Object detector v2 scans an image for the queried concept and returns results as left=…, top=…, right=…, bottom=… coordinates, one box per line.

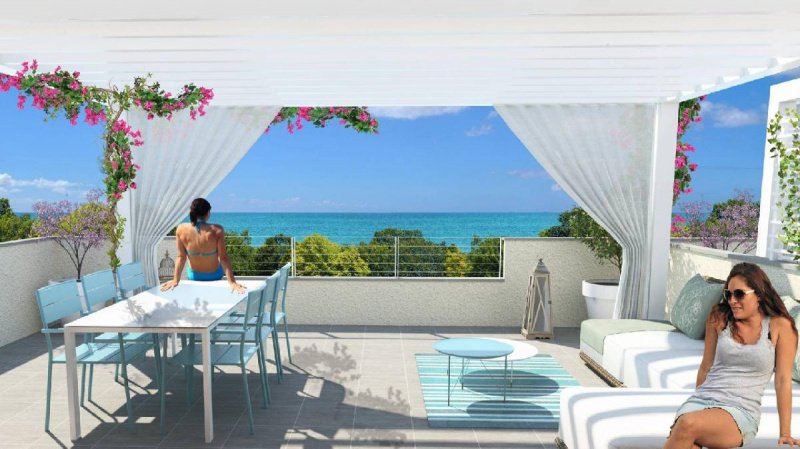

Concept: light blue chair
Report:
left=216, top=271, right=284, bottom=381
left=36, top=280, right=152, bottom=431
left=170, top=282, right=269, bottom=434
left=117, top=261, right=148, bottom=298
left=273, top=263, right=293, bottom=364
left=81, top=269, right=160, bottom=394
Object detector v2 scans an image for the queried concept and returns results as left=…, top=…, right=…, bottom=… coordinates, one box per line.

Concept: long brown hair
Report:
left=715, top=262, right=797, bottom=342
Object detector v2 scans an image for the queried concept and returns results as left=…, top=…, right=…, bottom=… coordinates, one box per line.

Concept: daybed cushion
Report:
left=669, top=274, right=724, bottom=339
left=601, top=330, right=703, bottom=386
left=782, top=295, right=800, bottom=382
left=558, top=387, right=800, bottom=449
left=580, top=318, right=675, bottom=355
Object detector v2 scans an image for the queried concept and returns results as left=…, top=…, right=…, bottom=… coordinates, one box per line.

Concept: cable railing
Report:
left=222, top=235, right=504, bottom=278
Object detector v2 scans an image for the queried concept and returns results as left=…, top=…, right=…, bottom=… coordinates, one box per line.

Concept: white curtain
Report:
left=127, top=105, right=282, bottom=286
left=495, top=104, right=656, bottom=319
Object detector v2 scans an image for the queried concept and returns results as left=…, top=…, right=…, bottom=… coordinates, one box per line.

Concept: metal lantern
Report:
left=522, top=258, right=553, bottom=339
left=158, top=250, right=175, bottom=282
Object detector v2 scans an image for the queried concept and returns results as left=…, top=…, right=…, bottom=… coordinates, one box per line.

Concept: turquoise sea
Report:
left=183, top=212, right=559, bottom=247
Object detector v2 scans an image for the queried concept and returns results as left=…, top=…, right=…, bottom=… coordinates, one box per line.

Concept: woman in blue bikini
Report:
left=160, top=198, right=246, bottom=293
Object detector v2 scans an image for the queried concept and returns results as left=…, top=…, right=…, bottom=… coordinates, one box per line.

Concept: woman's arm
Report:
left=774, top=317, right=799, bottom=445
left=161, top=228, right=187, bottom=291
left=696, top=306, right=721, bottom=387
left=215, top=225, right=246, bottom=293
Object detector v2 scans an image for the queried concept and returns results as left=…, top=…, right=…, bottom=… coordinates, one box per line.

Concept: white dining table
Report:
left=64, top=279, right=264, bottom=443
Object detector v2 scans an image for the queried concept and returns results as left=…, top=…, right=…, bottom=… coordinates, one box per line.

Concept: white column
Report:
left=757, top=79, right=800, bottom=259
left=645, top=101, right=679, bottom=320
left=116, top=189, right=135, bottom=265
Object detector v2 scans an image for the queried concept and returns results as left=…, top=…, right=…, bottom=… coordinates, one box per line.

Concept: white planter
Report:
left=582, top=279, right=619, bottom=319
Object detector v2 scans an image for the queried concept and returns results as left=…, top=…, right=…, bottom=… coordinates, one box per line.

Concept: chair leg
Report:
left=241, top=365, right=254, bottom=435
left=256, top=346, right=270, bottom=408
left=271, top=331, right=283, bottom=382
left=115, top=363, right=119, bottom=383
left=153, top=335, right=163, bottom=389
left=88, top=365, right=94, bottom=402
left=153, top=335, right=166, bottom=435
left=45, top=362, right=53, bottom=432
left=120, top=362, right=135, bottom=430
left=186, top=335, right=195, bottom=406
left=80, top=364, right=86, bottom=406
left=283, top=320, right=292, bottom=364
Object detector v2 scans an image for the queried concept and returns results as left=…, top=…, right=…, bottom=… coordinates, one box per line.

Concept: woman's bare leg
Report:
left=664, top=408, right=743, bottom=449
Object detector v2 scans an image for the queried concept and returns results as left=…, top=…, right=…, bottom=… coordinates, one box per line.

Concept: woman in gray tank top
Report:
left=664, top=263, right=798, bottom=448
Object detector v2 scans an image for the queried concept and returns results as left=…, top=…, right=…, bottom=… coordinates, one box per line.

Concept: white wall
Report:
left=667, top=242, right=800, bottom=317
left=0, top=238, right=110, bottom=347
left=156, top=236, right=618, bottom=326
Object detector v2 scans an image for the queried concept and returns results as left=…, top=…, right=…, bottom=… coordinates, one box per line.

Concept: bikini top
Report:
left=186, top=220, right=218, bottom=257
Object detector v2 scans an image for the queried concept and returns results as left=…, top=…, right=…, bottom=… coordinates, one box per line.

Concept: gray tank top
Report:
left=690, top=316, right=774, bottom=424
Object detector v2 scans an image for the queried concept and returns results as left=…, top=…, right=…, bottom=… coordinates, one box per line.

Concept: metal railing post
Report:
left=498, top=237, right=503, bottom=278
left=291, top=237, right=296, bottom=276
left=394, top=236, right=399, bottom=278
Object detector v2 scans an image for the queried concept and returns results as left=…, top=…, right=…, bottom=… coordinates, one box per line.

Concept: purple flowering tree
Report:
left=679, top=191, right=760, bottom=253
left=32, top=190, right=113, bottom=280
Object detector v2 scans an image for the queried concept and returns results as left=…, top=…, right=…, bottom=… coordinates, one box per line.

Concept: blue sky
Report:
left=1, top=68, right=799, bottom=213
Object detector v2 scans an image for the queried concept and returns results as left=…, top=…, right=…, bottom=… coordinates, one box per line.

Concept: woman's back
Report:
left=177, top=222, right=220, bottom=272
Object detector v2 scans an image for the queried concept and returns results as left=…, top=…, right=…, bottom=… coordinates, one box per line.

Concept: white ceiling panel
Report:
left=1, top=0, right=799, bottom=105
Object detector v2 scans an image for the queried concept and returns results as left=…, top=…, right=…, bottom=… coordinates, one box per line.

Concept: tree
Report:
left=444, top=247, right=471, bottom=277
left=32, top=191, right=112, bottom=280
left=468, top=237, right=503, bottom=277
left=679, top=191, right=759, bottom=253
left=252, top=234, right=292, bottom=276
left=541, top=206, right=622, bottom=272
left=296, top=234, right=370, bottom=276
left=224, top=230, right=255, bottom=276
left=539, top=208, right=585, bottom=237
left=0, top=198, right=33, bottom=242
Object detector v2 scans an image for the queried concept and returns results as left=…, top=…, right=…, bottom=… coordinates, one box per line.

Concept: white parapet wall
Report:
left=668, top=242, right=800, bottom=317
left=0, top=238, right=110, bottom=347
left=157, top=236, right=618, bottom=327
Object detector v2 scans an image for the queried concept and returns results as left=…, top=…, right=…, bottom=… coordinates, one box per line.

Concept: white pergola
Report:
left=2, top=0, right=800, bottom=320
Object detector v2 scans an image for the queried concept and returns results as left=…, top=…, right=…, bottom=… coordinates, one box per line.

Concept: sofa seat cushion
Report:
left=782, top=296, right=800, bottom=382
left=599, top=330, right=703, bottom=383
left=558, top=387, right=800, bottom=449
left=580, top=319, right=676, bottom=356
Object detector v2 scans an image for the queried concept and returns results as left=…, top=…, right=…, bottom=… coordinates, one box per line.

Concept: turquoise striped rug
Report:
left=415, top=353, right=579, bottom=429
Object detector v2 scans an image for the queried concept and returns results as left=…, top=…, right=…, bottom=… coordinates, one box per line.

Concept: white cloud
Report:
left=487, top=110, right=499, bottom=119
left=507, top=169, right=548, bottom=180
left=0, top=172, right=79, bottom=194
left=369, top=107, right=468, bottom=120
left=465, top=123, right=493, bottom=137
left=551, top=184, right=562, bottom=192
left=702, top=101, right=763, bottom=128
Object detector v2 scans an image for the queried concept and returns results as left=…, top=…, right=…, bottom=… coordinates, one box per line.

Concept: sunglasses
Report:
left=723, top=288, right=755, bottom=301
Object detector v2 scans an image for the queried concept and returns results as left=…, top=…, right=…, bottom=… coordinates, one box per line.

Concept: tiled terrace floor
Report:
left=0, top=326, right=606, bottom=449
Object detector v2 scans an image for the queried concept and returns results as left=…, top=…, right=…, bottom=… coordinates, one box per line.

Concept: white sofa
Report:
left=557, top=320, right=800, bottom=448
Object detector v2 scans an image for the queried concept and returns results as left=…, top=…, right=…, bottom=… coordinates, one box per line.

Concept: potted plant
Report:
left=33, top=190, right=113, bottom=313
left=540, top=207, right=622, bottom=319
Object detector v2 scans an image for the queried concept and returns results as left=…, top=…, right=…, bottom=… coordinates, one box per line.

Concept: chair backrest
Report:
left=259, top=272, right=281, bottom=329
left=240, top=282, right=268, bottom=332
left=278, top=263, right=291, bottom=311
left=36, top=280, right=82, bottom=327
left=117, top=262, right=147, bottom=297
left=81, top=269, right=118, bottom=311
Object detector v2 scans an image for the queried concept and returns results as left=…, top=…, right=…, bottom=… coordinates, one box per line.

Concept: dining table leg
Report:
left=65, top=329, right=81, bottom=441
left=201, top=330, right=214, bottom=443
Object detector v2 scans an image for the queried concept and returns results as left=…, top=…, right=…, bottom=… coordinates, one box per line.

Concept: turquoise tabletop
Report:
left=434, top=338, right=513, bottom=359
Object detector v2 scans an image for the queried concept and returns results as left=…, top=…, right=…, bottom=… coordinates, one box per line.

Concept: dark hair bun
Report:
left=189, top=198, right=211, bottom=225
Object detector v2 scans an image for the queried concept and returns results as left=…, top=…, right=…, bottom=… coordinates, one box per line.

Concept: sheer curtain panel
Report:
left=126, top=105, right=281, bottom=286
left=495, top=104, right=657, bottom=319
